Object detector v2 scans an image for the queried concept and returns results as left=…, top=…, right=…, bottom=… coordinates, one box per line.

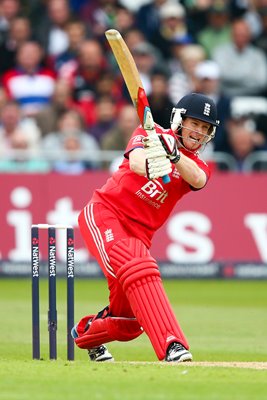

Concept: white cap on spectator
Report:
left=195, top=60, right=220, bottom=80
left=132, top=42, right=156, bottom=55
left=159, top=2, right=185, bottom=19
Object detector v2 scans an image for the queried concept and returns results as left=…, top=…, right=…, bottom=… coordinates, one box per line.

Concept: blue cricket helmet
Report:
left=175, top=93, right=219, bottom=126
left=170, top=93, right=220, bottom=144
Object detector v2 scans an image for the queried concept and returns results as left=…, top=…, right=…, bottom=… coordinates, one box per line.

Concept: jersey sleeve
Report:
left=189, top=152, right=211, bottom=191
left=124, top=123, right=168, bottom=159
left=124, top=125, right=147, bottom=159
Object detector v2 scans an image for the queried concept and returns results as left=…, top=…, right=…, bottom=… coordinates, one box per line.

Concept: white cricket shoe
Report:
left=88, top=345, right=114, bottom=362
left=71, top=323, right=114, bottom=362
left=165, top=342, right=193, bottom=362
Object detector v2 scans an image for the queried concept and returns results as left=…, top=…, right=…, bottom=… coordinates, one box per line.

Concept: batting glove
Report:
left=145, top=156, right=172, bottom=180
left=142, top=133, right=167, bottom=159
left=159, top=133, right=180, bottom=164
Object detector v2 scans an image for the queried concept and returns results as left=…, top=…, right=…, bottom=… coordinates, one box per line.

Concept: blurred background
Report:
left=1, top=0, right=267, bottom=279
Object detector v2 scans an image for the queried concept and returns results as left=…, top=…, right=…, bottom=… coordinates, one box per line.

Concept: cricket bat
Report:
left=105, top=29, right=170, bottom=184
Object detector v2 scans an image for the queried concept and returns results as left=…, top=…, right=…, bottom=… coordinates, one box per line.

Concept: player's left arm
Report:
left=173, top=153, right=207, bottom=189
left=158, top=132, right=208, bottom=189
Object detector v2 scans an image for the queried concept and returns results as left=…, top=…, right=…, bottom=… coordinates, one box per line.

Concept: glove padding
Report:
left=142, top=133, right=172, bottom=180
left=158, top=133, right=180, bottom=164
left=142, top=133, right=167, bottom=159
left=146, top=156, right=172, bottom=180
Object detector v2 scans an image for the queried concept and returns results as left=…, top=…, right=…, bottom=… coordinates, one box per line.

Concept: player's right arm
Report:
left=129, top=147, right=146, bottom=176
left=126, top=126, right=172, bottom=180
left=129, top=138, right=172, bottom=180
left=173, top=153, right=207, bottom=189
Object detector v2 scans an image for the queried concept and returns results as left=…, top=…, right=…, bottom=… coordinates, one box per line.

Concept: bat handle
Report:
left=162, top=175, right=171, bottom=184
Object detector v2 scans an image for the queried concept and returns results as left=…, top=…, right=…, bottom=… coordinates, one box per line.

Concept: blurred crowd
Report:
left=0, top=0, right=267, bottom=173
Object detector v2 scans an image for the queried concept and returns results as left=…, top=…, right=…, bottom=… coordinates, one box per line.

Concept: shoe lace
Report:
left=88, top=345, right=106, bottom=357
left=168, top=342, right=185, bottom=355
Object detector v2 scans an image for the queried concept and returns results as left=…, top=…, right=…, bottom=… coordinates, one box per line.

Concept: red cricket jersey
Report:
left=91, top=124, right=211, bottom=248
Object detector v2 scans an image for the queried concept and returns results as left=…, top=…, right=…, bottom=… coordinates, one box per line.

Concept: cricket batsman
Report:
left=71, top=93, right=219, bottom=362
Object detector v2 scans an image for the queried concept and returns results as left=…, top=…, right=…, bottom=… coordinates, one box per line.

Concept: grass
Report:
left=0, top=279, right=266, bottom=399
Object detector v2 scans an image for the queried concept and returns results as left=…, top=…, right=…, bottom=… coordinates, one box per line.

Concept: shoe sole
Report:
left=176, top=353, right=193, bottom=362
left=166, top=351, right=193, bottom=363
left=95, top=357, right=114, bottom=362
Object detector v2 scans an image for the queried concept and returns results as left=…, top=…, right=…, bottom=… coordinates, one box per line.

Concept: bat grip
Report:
left=162, top=175, right=171, bottom=184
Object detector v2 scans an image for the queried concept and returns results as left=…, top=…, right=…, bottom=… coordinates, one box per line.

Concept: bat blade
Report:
left=105, top=29, right=142, bottom=106
left=105, top=29, right=170, bottom=184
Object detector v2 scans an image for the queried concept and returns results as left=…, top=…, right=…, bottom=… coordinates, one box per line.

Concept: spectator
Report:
left=113, top=5, right=136, bottom=36
left=148, top=70, right=173, bottom=128
left=95, top=71, right=126, bottom=109
left=54, top=19, right=87, bottom=73
left=0, top=87, right=8, bottom=111
left=0, top=16, right=32, bottom=75
left=120, top=29, right=167, bottom=102
left=131, top=42, right=160, bottom=96
left=52, top=132, right=96, bottom=174
left=69, top=0, right=88, bottom=14
left=0, top=0, right=21, bottom=44
left=26, top=0, right=48, bottom=32
left=239, top=1, right=263, bottom=39
left=0, top=129, right=50, bottom=173
left=255, top=112, right=267, bottom=143
left=168, top=34, right=194, bottom=75
left=100, top=104, right=139, bottom=169
left=2, top=41, right=57, bottom=116
left=34, top=0, right=71, bottom=59
left=107, top=28, right=145, bottom=77
left=150, top=1, right=188, bottom=59
left=254, top=6, right=267, bottom=59
left=197, top=3, right=232, bottom=58
left=226, top=116, right=267, bottom=171
left=135, top=0, right=169, bottom=41
left=168, top=44, right=206, bottom=105
left=42, top=109, right=100, bottom=169
left=181, top=0, right=213, bottom=38
left=90, top=95, right=118, bottom=144
left=77, top=0, right=120, bottom=38
left=194, top=60, right=231, bottom=153
left=212, top=18, right=267, bottom=97
left=34, top=78, right=96, bottom=136
left=63, top=39, right=109, bottom=103
left=228, top=0, right=249, bottom=19
left=123, top=27, right=146, bottom=53
left=0, top=100, right=41, bottom=155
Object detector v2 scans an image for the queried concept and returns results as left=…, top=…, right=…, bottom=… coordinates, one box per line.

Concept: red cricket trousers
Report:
left=78, top=202, right=136, bottom=318
left=77, top=201, right=189, bottom=359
